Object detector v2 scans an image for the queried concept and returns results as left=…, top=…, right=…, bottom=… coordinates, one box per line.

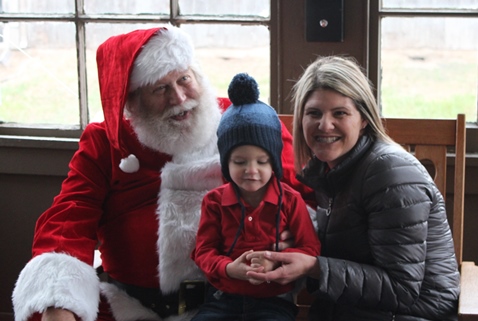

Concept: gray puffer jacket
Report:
left=299, top=135, right=459, bottom=321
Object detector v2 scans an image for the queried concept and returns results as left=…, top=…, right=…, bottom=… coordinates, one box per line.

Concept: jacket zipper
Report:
left=319, top=196, right=333, bottom=251
left=325, top=197, right=333, bottom=216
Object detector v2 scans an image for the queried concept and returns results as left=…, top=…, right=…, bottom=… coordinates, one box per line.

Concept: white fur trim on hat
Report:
left=129, top=26, right=195, bottom=91
left=12, top=252, right=100, bottom=321
left=119, top=154, right=140, bottom=173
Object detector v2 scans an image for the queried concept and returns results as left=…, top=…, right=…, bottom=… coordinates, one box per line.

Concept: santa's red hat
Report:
left=96, top=26, right=195, bottom=173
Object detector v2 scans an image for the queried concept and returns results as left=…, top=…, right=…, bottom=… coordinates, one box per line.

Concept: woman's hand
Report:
left=276, top=230, right=294, bottom=251
left=246, top=251, right=318, bottom=285
left=42, top=307, right=77, bottom=321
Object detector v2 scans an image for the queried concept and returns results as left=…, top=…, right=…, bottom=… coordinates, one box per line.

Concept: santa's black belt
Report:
left=109, top=278, right=206, bottom=319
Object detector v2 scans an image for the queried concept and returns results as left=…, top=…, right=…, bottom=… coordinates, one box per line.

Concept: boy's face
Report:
left=228, top=145, right=273, bottom=196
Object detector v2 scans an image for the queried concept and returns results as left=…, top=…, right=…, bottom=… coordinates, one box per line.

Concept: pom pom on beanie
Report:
left=227, top=73, right=260, bottom=106
left=217, top=73, right=283, bottom=182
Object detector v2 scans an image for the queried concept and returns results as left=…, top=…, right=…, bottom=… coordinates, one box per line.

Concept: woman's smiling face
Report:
left=302, top=88, right=367, bottom=169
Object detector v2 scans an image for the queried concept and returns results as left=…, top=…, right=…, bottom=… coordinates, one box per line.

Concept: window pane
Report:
left=183, top=24, right=270, bottom=103
left=179, top=0, right=270, bottom=17
left=382, top=0, right=478, bottom=10
left=0, top=22, right=79, bottom=125
left=86, top=23, right=161, bottom=122
left=1, top=0, right=74, bottom=14
left=87, top=24, right=270, bottom=123
left=84, top=0, right=169, bottom=15
left=380, top=17, right=478, bottom=121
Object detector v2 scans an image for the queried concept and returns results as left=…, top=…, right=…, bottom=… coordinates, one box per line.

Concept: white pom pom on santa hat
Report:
left=119, top=154, right=140, bottom=173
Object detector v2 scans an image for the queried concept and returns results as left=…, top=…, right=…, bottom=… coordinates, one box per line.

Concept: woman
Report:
left=246, top=56, right=459, bottom=321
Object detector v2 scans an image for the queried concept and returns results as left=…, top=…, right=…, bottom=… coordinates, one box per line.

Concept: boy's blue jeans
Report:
left=191, top=285, right=298, bottom=321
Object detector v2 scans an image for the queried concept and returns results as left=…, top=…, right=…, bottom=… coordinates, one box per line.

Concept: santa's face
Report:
left=126, top=68, right=221, bottom=156
left=132, top=68, right=201, bottom=118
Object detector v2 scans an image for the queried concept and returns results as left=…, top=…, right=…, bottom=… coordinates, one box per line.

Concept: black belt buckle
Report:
left=178, top=280, right=206, bottom=314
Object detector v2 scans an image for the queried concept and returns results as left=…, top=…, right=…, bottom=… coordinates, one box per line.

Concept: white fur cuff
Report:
left=12, top=252, right=100, bottom=321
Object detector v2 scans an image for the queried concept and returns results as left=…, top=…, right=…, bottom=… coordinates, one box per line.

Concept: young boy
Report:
left=191, top=73, right=321, bottom=321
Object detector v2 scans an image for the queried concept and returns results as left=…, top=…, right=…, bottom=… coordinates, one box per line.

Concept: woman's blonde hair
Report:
left=291, top=55, right=394, bottom=173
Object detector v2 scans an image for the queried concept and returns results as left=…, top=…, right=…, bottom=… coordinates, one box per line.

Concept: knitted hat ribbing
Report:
left=217, top=73, right=283, bottom=182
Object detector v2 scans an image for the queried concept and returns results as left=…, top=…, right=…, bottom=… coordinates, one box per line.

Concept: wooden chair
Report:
left=278, top=114, right=478, bottom=321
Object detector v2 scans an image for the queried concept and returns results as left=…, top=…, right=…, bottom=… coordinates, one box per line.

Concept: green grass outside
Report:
left=0, top=48, right=476, bottom=125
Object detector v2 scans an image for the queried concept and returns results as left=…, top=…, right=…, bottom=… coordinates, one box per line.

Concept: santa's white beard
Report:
left=129, top=85, right=222, bottom=162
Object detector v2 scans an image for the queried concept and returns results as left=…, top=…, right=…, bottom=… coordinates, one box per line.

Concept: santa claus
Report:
left=12, top=25, right=311, bottom=321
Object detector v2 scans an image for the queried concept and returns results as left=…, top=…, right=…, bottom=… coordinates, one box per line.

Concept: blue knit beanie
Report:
left=217, top=73, right=283, bottom=182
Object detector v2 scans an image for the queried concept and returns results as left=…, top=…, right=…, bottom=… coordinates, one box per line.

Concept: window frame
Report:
left=368, top=0, right=478, bottom=153
left=0, top=0, right=271, bottom=139
left=0, top=0, right=477, bottom=153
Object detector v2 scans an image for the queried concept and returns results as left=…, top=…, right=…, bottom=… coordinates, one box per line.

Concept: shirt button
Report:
left=248, top=216, right=253, bottom=221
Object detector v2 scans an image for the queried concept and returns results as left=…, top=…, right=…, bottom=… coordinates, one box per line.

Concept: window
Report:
left=371, top=0, right=478, bottom=123
left=0, top=0, right=270, bottom=137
